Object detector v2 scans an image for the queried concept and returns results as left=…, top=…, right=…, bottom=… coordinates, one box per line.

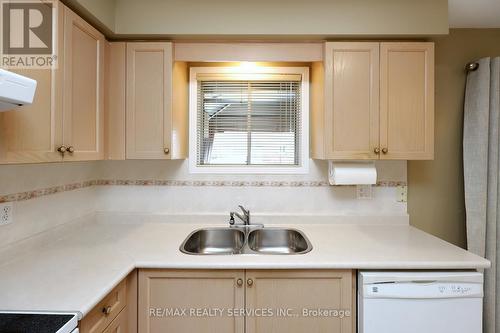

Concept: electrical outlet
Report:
left=397, top=185, right=408, bottom=203
left=356, top=185, right=373, bottom=200
left=0, top=202, right=13, bottom=226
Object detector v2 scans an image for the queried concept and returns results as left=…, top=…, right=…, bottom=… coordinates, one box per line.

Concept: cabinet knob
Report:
left=382, top=148, right=388, bottom=154
left=247, top=278, right=253, bottom=287
left=164, top=148, right=170, bottom=154
left=236, top=278, right=243, bottom=287
left=66, top=146, right=75, bottom=153
left=57, top=145, right=67, bottom=155
left=102, top=306, right=112, bottom=315
left=373, top=147, right=380, bottom=154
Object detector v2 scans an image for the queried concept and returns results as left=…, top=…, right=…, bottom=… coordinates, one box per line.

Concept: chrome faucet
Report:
left=229, top=205, right=251, bottom=226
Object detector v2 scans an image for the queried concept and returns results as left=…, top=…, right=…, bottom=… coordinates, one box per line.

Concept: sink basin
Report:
left=247, top=228, right=312, bottom=254
left=180, top=227, right=312, bottom=255
left=180, top=228, right=245, bottom=255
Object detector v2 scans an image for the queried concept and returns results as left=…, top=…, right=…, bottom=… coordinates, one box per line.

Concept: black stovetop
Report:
left=0, top=313, right=75, bottom=333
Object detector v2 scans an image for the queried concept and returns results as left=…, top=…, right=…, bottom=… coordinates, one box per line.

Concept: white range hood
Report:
left=0, top=69, right=37, bottom=112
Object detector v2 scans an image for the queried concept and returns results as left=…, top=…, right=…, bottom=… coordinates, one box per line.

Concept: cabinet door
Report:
left=324, top=42, right=380, bottom=159
left=126, top=43, right=173, bottom=159
left=138, top=269, right=245, bottom=333
left=80, top=279, right=127, bottom=333
left=62, top=6, right=105, bottom=161
left=246, top=270, right=355, bottom=333
left=380, top=42, right=434, bottom=160
left=0, top=9, right=64, bottom=164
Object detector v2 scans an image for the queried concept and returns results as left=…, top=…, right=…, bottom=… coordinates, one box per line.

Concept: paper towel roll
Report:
left=328, top=161, right=377, bottom=185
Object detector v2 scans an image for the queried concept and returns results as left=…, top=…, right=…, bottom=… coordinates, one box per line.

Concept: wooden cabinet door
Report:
left=245, top=270, right=355, bottom=333
left=138, top=269, right=245, bottom=333
left=62, top=6, right=105, bottom=161
left=380, top=42, right=434, bottom=160
left=0, top=9, right=64, bottom=164
left=126, top=43, right=173, bottom=159
left=324, top=42, right=380, bottom=159
left=0, top=68, right=63, bottom=163
left=80, top=279, right=127, bottom=333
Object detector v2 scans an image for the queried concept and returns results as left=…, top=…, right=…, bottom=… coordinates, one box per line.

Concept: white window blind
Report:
left=196, top=79, right=302, bottom=166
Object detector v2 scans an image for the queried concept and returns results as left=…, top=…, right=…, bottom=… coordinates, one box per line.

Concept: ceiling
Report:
left=449, top=0, right=500, bottom=28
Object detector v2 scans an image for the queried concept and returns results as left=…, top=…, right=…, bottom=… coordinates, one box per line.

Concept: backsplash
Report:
left=0, top=159, right=407, bottom=248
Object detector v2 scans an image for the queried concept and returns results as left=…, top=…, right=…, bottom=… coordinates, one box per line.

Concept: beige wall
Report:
left=409, top=29, right=500, bottom=248
left=62, top=0, right=116, bottom=35
left=75, top=0, right=116, bottom=29
left=70, top=0, right=448, bottom=37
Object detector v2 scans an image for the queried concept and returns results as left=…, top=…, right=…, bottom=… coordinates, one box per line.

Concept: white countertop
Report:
left=0, top=213, right=490, bottom=319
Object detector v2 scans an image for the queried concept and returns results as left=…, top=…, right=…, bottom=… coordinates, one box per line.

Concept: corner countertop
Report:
left=0, top=213, right=490, bottom=319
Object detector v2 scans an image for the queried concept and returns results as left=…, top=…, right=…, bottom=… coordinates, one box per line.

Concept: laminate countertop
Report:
left=0, top=213, right=490, bottom=319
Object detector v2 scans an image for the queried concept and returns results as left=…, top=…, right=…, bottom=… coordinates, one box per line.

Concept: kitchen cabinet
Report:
left=138, top=269, right=355, bottom=333
left=80, top=270, right=137, bottom=333
left=380, top=42, right=434, bottom=160
left=61, top=6, right=105, bottom=161
left=0, top=67, right=63, bottom=163
left=312, top=42, right=434, bottom=160
left=103, top=308, right=128, bottom=333
left=0, top=4, right=105, bottom=163
left=138, top=269, right=245, bottom=333
left=312, top=43, right=380, bottom=160
left=125, top=43, right=188, bottom=159
left=246, top=270, right=355, bottom=333
left=80, top=279, right=127, bottom=333
left=0, top=6, right=64, bottom=164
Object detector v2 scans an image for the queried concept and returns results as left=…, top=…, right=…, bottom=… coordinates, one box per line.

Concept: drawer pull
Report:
left=102, top=306, right=112, bottom=315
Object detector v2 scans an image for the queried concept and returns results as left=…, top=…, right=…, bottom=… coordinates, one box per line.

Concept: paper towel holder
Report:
left=328, top=161, right=378, bottom=185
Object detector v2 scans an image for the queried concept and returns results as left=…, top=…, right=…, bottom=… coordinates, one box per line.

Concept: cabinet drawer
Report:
left=80, top=280, right=127, bottom=333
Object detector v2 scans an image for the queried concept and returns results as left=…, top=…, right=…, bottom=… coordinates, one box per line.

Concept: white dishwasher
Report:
left=358, top=271, right=483, bottom=333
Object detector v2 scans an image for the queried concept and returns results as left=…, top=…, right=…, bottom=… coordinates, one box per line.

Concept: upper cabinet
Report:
left=125, top=42, right=188, bottom=160
left=312, top=42, right=434, bottom=160
left=0, top=7, right=64, bottom=164
left=380, top=43, right=434, bottom=160
left=0, top=4, right=105, bottom=164
left=62, top=6, right=105, bottom=161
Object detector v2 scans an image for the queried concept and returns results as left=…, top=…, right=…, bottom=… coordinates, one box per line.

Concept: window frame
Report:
left=189, top=66, right=309, bottom=174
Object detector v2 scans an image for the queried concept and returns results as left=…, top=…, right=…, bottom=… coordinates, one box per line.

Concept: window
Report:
left=189, top=67, right=309, bottom=174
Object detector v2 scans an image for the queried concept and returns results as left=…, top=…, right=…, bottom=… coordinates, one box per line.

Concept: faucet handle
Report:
left=229, top=212, right=235, bottom=225
left=238, top=205, right=249, bottom=215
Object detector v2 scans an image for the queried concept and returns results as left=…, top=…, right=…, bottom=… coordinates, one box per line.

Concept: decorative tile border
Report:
left=0, top=179, right=407, bottom=203
left=0, top=180, right=97, bottom=203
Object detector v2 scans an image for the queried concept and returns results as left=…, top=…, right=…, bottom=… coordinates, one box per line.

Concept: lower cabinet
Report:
left=103, top=308, right=128, bottom=333
left=80, top=279, right=127, bottom=333
left=138, top=269, right=355, bottom=333
left=138, top=270, right=245, bottom=333
left=245, top=270, right=355, bottom=333
left=80, top=270, right=137, bottom=333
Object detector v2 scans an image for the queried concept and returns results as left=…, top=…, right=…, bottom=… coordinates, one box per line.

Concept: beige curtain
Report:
left=464, top=57, right=500, bottom=333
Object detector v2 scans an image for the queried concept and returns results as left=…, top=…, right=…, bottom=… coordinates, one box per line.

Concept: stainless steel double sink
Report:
left=180, top=227, right=313, bottom=255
